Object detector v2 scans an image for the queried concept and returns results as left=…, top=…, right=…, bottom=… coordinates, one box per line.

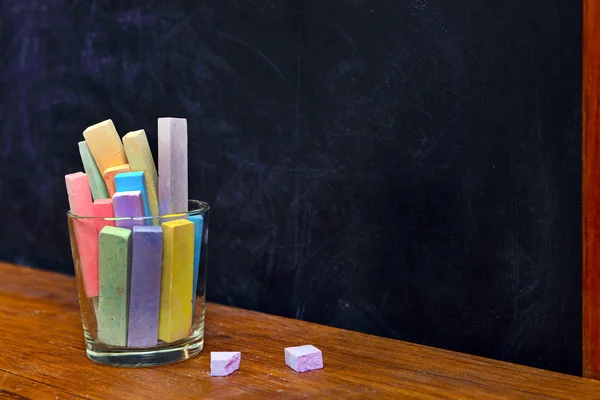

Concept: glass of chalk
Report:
left=67, top=199, right=209, bottom=367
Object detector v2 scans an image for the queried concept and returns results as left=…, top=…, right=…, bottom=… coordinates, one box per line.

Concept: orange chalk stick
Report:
left=103, top=164, right=131, bottom=197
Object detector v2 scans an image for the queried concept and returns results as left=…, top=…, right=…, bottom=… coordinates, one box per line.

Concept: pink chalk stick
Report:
left=65, top=172, right=98, bottom=297
left=284, top=345, right=323, bottom=373
left=112, top=190, right=145, bottom=230
left=210, top=352, right=241, bottom=377
left=93, top=198, right=116, bottom=234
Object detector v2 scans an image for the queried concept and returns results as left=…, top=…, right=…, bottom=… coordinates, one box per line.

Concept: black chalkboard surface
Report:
left=0, top=1, right=581, bottom=374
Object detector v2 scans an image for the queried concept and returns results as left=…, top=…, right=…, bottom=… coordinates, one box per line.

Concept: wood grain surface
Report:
left=583, top=0, right=600, bottom=381
left=0, top=262, right=599, bottom=399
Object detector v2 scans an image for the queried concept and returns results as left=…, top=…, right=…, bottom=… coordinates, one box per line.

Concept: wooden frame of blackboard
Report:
left=583, top=0, right=600, bottom=380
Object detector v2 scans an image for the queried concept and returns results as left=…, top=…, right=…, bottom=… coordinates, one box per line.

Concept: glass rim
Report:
left=67, top=199, right=209, bottom=221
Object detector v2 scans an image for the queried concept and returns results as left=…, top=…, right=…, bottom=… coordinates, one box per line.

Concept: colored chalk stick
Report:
left=123, top=130, right=159, bottom=218
left=211, top=352, right=241, bottom=377
left=284, top=345, right=323, bottom=373
left=93, top=198, right=116, bottom=234
left=97, top=226, right=131, bottom=346
left=78, top=141, right=109, bottom=201
left=103, top=164, right=131, bottom=197
left=65, top=172, right=98, bottom=297
left=112, top=190, right=145, bottom=230
left=158, top=118, right=188, bottom=215
left=128, top=226, right=163, bottom=348
left=83, top=119, right=128, bottom=174
left=159, top=219, right=195, bottom=343
left=114, top=171, right=151, bottom=221
left=189, top=214, right=204, bottom=312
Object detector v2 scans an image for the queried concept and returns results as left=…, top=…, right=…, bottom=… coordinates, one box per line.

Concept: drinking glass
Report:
left=67, top=200, right=209, bottom=367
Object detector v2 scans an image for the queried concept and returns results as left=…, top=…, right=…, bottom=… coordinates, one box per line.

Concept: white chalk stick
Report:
left=158, top=117, right=188, bottom=215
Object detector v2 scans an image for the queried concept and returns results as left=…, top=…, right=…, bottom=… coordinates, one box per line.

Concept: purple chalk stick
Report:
left=127, top=225, right=163, bottom=348
left=113, top=190, right=145, bottom=230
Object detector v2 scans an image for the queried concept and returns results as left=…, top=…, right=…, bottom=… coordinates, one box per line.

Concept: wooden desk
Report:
left=0, top=263, right=598, bottom=399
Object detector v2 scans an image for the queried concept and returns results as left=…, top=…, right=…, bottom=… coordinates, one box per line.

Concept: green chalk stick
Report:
left=78, top=141, right=109, bottom=201
left=98, top=226, right=131, bottom=346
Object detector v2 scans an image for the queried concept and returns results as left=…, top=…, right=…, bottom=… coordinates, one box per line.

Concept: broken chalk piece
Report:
left=83, top=119, right=128, bottom=174
left=284, top=345, right=323, bottom=373
left=78, top=141, right=109, bottom=200
left=93, top=198, right=116, bottom=234
left=114, top=171, right=151, bottom=221
left=97, top=226, right=131, bottom=346
left=113, top=190, right=145, bottom=230
left=158, top=117, right=188, bottom=215
left=128, top=226, right=163, bottom=348
left=211, top=352, right=241, bottom=377
left=123, top=129, right=159, bottom=218
left=65, top=172, right=98, bottom=297
left=158, top=219, right=194, bottom=343
left=103, top=164, right=131, bottom=197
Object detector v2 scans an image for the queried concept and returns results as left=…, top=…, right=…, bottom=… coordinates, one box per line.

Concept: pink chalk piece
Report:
left=284, top=345, right=323, bottom=373
left=65, top=172, right=98, bottom=297
left=210, top=352, right=241, bottom=377
left=93, top=198, right=116, bottom=234
left=112, top=190, right=145, bottom=230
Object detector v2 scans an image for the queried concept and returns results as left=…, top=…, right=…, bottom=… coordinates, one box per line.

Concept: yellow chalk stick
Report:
left=103, top=164, right=131, bottom=197
left=159, top=219, right=194, bottom=343
left=83, top=119, right=128, bottom=173
left=123, top=130, right=159, bottom=218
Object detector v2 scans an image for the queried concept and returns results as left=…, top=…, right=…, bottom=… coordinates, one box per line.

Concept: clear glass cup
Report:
left=67, top=200, right=209, bottom=367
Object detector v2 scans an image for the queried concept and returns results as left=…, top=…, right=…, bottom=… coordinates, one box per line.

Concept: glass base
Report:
left=85, top=333, right=204, bottom=367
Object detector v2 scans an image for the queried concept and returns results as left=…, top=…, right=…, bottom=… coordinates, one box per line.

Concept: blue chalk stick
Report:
left=189, top=214, right=204, bottom=312
left=114, top=171, right=151, bottom=222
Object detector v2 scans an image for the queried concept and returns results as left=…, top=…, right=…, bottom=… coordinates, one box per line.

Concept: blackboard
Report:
left=0, top=1, right=581, bottom=374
